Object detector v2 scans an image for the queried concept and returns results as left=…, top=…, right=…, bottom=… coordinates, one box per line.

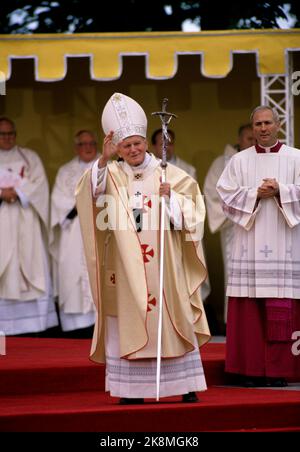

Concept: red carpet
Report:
left=1, top=338, right=300, bottom=432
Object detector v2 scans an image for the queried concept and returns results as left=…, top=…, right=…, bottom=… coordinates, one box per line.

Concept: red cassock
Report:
left=226, top=297, right=300, bottom=379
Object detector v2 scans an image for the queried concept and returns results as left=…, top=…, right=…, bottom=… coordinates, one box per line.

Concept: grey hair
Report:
left=250, top=106, right=280, bottom=123
left=74, top=129, right=97, bottom=145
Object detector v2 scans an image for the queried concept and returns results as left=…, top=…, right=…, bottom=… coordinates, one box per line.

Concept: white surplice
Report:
left=50, top=157, right=96, bottom=332
left=217, top=144, right=300, bottom=298
left=204, top=144, right=237, bottom=320
left=0, top=146, right=58, bottom=335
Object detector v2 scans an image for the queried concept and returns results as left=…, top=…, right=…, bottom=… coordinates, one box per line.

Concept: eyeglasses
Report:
left=0, top=131, right=16, bottom=137
left=77, top=141, right=96, bottom=147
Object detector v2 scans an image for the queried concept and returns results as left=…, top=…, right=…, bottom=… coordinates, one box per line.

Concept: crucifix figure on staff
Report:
left=76, top=92, right=211, bottom=405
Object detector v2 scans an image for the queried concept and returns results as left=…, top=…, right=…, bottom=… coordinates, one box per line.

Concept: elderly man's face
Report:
left=0, top=121, right=16, bottom=151
left=252, top=109, right=280, bottom=148
left=76, top=132, right=98, bottom=163
left=117, top=135, right=148, bottom=167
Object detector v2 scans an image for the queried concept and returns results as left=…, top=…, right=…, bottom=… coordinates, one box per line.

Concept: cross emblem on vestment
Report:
left=135, top=191, right=142, bottom=197
left=113, top=94, right=122, bottom=102
left=134, top=173, right=142, bottom=180
left=147, top=294, right=157, bottom=312
left=141, top=244, right=154, bottom=263
left=260, top=245, right=273, bottom=258
left=142, top=195, right=152, bottom=212
left=241, top=245, right=247, bottom=258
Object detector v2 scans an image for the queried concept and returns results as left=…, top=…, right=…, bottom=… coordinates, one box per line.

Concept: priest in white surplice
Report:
left=0, top=117, right=58, bottom=335
left=204, top=124, right=254, bottom=322
left=76, top=93, right=210, bottom=404
left=217, top=106, right=300, bottom=387
left=50, top=130, right=98, bottom=335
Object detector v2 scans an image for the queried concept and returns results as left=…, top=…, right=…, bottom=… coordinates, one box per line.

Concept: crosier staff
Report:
left=152, top=98, right=177, bottom=401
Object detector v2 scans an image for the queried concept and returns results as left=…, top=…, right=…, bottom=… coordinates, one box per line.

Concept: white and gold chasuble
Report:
left=76, top=154, right=210, bottom=398
left=121, top=157, right=178, bottom=358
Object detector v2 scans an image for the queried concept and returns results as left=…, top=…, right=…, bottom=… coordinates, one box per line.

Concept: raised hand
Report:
left=98, top=131, right=118, bottom=168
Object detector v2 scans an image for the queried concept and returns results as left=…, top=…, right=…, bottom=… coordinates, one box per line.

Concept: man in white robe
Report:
left=152, top=128, right=211, bottom=302
left=217, top=106, right=300, bottom=386
left=0, top=116, right=58, bottom=335
left=50, top=130, right=98, bottom=336
left=204, top=125, right=254, bottom=322
left=76, top=93, right=210, bottom=404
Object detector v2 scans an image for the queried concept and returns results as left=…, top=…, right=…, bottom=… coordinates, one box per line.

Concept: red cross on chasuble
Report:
left=147, top=294, right=157, bottom=312
left=141, top=244, right=155, bottom=263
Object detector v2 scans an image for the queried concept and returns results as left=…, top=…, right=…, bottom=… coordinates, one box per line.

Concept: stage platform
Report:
left=1, top=338, right=300, bottom=432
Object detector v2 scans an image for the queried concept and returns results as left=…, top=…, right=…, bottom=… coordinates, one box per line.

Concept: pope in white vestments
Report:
left=76, top=93, right=210, bottom=404
left=0, top=117, right=58, bottom=335
left=50, top=130, right=98, bottom=333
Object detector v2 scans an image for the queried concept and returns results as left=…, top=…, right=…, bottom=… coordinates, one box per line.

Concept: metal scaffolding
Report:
left=260, top=53, right=294, bottom=146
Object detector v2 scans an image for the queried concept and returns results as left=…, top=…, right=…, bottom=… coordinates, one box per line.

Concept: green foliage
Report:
left=0, top=0, right=299, bottom=33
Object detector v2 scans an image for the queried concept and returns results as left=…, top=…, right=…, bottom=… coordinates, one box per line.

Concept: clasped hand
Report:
left=257, top=178, right=279, bottom=199
left=0, top=187, right=18, bottom=203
